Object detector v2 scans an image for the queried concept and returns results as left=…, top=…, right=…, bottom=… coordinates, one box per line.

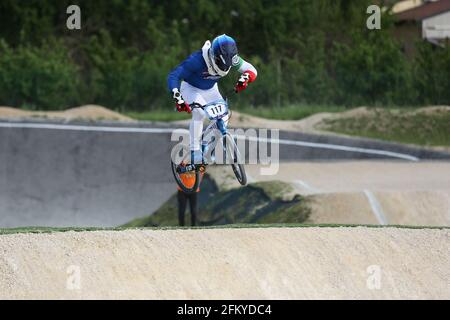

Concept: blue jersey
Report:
left=167, top=50, right=222, bottom=92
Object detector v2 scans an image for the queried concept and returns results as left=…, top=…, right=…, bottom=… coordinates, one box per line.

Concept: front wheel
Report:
left=223, top=133, right=247, bottom=186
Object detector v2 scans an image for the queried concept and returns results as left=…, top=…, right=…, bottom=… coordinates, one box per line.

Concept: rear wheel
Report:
left=223, top=133, right=247, bottom=186
left=171, top=144, right=201, bottom=194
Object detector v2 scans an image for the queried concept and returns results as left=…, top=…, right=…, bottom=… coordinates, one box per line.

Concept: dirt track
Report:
left=244, top=161, right=450, bottom=226
left=0, top=105, right=133, bottom=122
left=0, top=227, right=449, bottom=299
left=246, top=161, right=450, bottom=194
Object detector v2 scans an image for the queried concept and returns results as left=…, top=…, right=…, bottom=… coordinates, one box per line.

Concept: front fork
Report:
left=178, top=118, right=228, bottom=174
left=201, top=117, right=227, bottom=162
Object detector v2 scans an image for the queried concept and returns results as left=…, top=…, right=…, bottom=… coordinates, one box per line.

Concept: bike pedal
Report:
left=177, top=163, right=196, bottom=174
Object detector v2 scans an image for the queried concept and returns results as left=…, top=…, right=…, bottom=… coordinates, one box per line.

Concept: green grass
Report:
left=322, top=108, right=450, bottom=147
left=0, top=227, right=110, bottom=235
left=0, top=224, right=448, bottom=235
left=121, top=180, right=312, bottom=227
left=237, top=105, right=348, bottom=120
left=124, top=110, right=190, bottom=122
left=124, top=105, right=347, bottom=122
left=118, top=105, right=450, bottom=148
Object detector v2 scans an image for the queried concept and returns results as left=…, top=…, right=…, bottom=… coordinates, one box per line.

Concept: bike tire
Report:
left=232, top=162, right=247, bottom=186
left=223, top=133, right=247, bottom=186
left=170, top=144, right=201, bottom=194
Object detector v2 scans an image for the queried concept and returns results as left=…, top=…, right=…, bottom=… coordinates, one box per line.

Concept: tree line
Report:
left=0, top=0, right=448, bottom=111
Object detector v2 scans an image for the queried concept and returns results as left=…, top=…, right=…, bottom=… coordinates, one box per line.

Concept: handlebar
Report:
left=173, top=102, right=205, bottom=113
left=189, top=102, right=204, bottom=109
left=174, top=99, right=229, bottom=112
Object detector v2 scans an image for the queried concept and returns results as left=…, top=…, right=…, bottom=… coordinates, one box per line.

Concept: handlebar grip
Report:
left=189, top=102, right=203, bottom=109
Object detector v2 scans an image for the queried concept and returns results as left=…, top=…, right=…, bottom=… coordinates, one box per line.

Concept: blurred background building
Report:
left=392, top=0, right=450, bottom=56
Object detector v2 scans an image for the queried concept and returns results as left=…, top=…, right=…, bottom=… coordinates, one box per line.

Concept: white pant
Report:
left=180, top=81, right=228, bottom=151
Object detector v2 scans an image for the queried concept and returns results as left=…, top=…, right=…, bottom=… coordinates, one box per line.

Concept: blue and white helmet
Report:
left=209, top=34, right=239, bottom=76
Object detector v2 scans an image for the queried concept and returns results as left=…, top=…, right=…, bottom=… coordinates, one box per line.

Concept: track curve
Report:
left=1, top=119, right=449, bottom=227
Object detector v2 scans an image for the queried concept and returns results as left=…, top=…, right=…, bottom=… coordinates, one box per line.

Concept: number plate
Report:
left=204, top=103, right=228, bottom=120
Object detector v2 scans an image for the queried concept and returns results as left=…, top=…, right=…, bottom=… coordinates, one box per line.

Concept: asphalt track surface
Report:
left=1, top=119, right=450, bottom=227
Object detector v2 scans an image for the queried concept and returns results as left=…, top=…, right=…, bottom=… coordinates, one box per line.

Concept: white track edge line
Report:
left=239, top=135, right=419, bottom=162
left=0, top=122, right=419, bottom=161
left=364, top=190, right=389, bottom=225
left=294, top=180, right=322, bottom=194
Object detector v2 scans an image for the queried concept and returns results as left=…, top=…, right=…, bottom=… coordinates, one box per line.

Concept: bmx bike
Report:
left=171, top=99, right=247, bottom=193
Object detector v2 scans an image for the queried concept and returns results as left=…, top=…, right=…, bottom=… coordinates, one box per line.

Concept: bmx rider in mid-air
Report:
left=167, top=34, right=258, bottom=164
